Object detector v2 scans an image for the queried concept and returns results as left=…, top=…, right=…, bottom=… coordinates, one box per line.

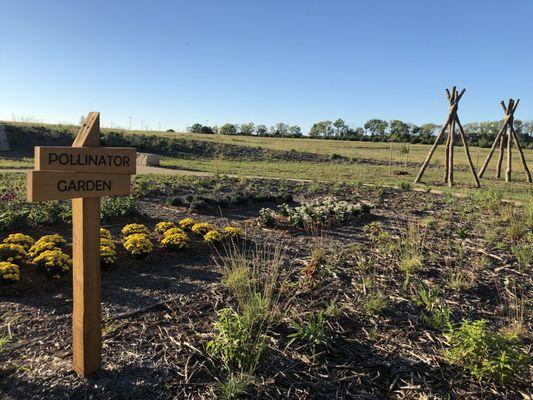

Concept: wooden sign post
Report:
left=27, top=112, right=136, bottom=377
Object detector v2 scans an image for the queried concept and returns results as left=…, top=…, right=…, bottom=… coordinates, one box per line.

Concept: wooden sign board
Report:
left=26, top=112, right=136, bottom=377
left=27, top=171, right=132, bottom=201
left=35, top=147, right=136, bottom=174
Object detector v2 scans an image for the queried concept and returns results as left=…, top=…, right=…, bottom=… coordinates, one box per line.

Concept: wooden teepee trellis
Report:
left=414, top=87, right=480, bottom=188
left=478, top=99, right=532, bottom=183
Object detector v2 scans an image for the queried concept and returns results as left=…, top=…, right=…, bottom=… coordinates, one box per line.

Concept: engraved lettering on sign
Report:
left=57, top=179, right=112, bottom=192
left=48, top=153, right=130, bottom=167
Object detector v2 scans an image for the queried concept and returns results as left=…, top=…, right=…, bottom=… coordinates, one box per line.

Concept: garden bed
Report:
left=0, top=177, right=531, bottom=399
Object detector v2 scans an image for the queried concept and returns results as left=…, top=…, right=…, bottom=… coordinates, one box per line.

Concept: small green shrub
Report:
left=445, top=319, right=530, bottom=384
left=288, top=309, right=333, bottom=357
left=412, top=282, right=451, bottom=331
left=215, top=373, right=252, bottom=400
left=101, top=195, right=138, bottom=219
left=363, top=294, right=389, bottom=316
left=398, top=181, right=411, bottom=191
left=206, top=307, right=267, bottom=372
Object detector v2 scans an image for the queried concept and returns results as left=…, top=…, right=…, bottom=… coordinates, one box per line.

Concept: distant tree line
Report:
left=186, top=118, right=533, bottom=148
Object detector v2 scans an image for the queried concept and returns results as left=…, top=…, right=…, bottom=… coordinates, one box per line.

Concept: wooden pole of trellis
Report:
left=414, top=87, right=480, bottom=187
left=478, top=99, right=532, bottom=183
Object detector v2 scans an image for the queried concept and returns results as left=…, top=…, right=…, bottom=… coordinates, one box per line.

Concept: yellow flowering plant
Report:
left=155, top=221, right=176, bottom=235
left=191, top=222, right=215, bottom=236
left=160, top=231, right=190, bottom=250
left=28, top=241, right=60, bottom=260
left=100, top=245, right=117, bottom=266
left=163, top=227, right=185, bottom=237
left=179, top=218, right=197, bottom=231
left=121, top=223, right=150, bottom=236
left=223, top=226, right=244, bottom=239
left=100, top=228, right=112, bottom=240
left=100, top=237, right=116, bottom=251
left=0, top=243, right=27, bottom=264
left=0, top=261, right=20, bottom=283
left=123, top=233, right=153, bottom=257
left=3, top=233, right=35, bottom=250
left=204, top=230, right=224, bottom=243
left=34, top=234, right=66, bottom=248
left=33, top=249, right=72, bottom=278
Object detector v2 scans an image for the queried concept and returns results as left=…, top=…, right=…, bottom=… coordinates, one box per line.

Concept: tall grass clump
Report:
left=207, top=240, right=287, bottom=396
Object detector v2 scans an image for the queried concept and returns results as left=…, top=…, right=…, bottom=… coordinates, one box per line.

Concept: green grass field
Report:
left=1, top=121, right=531, bottom=201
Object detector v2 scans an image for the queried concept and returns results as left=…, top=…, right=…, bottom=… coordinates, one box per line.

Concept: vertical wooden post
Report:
left=72, top=198, right=101, bottom=376
left=447, top=118, right=455, bottom=187
left=496, top=130, right=505, bottom=178
left=443, top=131, right=451, bottom=182
left=505, top=123, right=512, bottom=182
left=413, top=120, right=450, bottom=183
left=454, top=116, right=481, bottom=187
left=388, top=142, right=392, bottom=175
left=510, top=126, right=532, bottom=183
left=71, top=112, right=102, bottom=377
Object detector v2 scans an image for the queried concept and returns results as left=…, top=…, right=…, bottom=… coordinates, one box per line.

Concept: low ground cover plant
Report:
left=258, top=196, right=370, bottom=228
left=444, top=319, right=530, bottom=384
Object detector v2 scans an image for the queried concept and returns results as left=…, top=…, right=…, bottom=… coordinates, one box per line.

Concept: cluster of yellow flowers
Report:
left=100, top=228, right=112, bottom=240
left=154, top=221, right=176, bottom=235
left=3, top=233, right=35, bottom=250
left=122, top=223, right=150, bottom=236
left=0, top=261, right=20, bottom=282
left=0, top=234, right=30, bottom=283
left=26, top=234, right=71, bottom=278
left=191, top=222, right=215, bottom=236
left=179, top=218, right=197, bottom=231
left=28, top=234, right=66, bottom=259
left=33, top=249, right=72, bottom=279
left=123, top=233, right=153, bottom=257
left=154, top=222, right=190, bottom=250
left=223, top=226, right=244, bottom=239
left=0, top=243, right=27, bottom=263
left=161, top=231, right=190, bottom=250
left=203, top=230, right=225, bottom=243
left=100, top=228, right=117, bottom=266
left=35, top=234, right=67, bottom=248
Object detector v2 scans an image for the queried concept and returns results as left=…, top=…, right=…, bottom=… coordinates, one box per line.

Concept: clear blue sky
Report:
left=1, top=0, right=532, bottom=132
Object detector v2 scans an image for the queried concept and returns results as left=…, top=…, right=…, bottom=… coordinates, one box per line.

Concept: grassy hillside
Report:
left=1, top=121, right=531, bottom=201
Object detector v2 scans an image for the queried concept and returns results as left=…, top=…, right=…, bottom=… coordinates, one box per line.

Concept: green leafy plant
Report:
left=288, top=309, right=333, bottom=357
left=445, top=319, right=530, bottom=384
left=412, top=282, right=451, bottom=331
left=101, top=195, right=138, bottom=219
